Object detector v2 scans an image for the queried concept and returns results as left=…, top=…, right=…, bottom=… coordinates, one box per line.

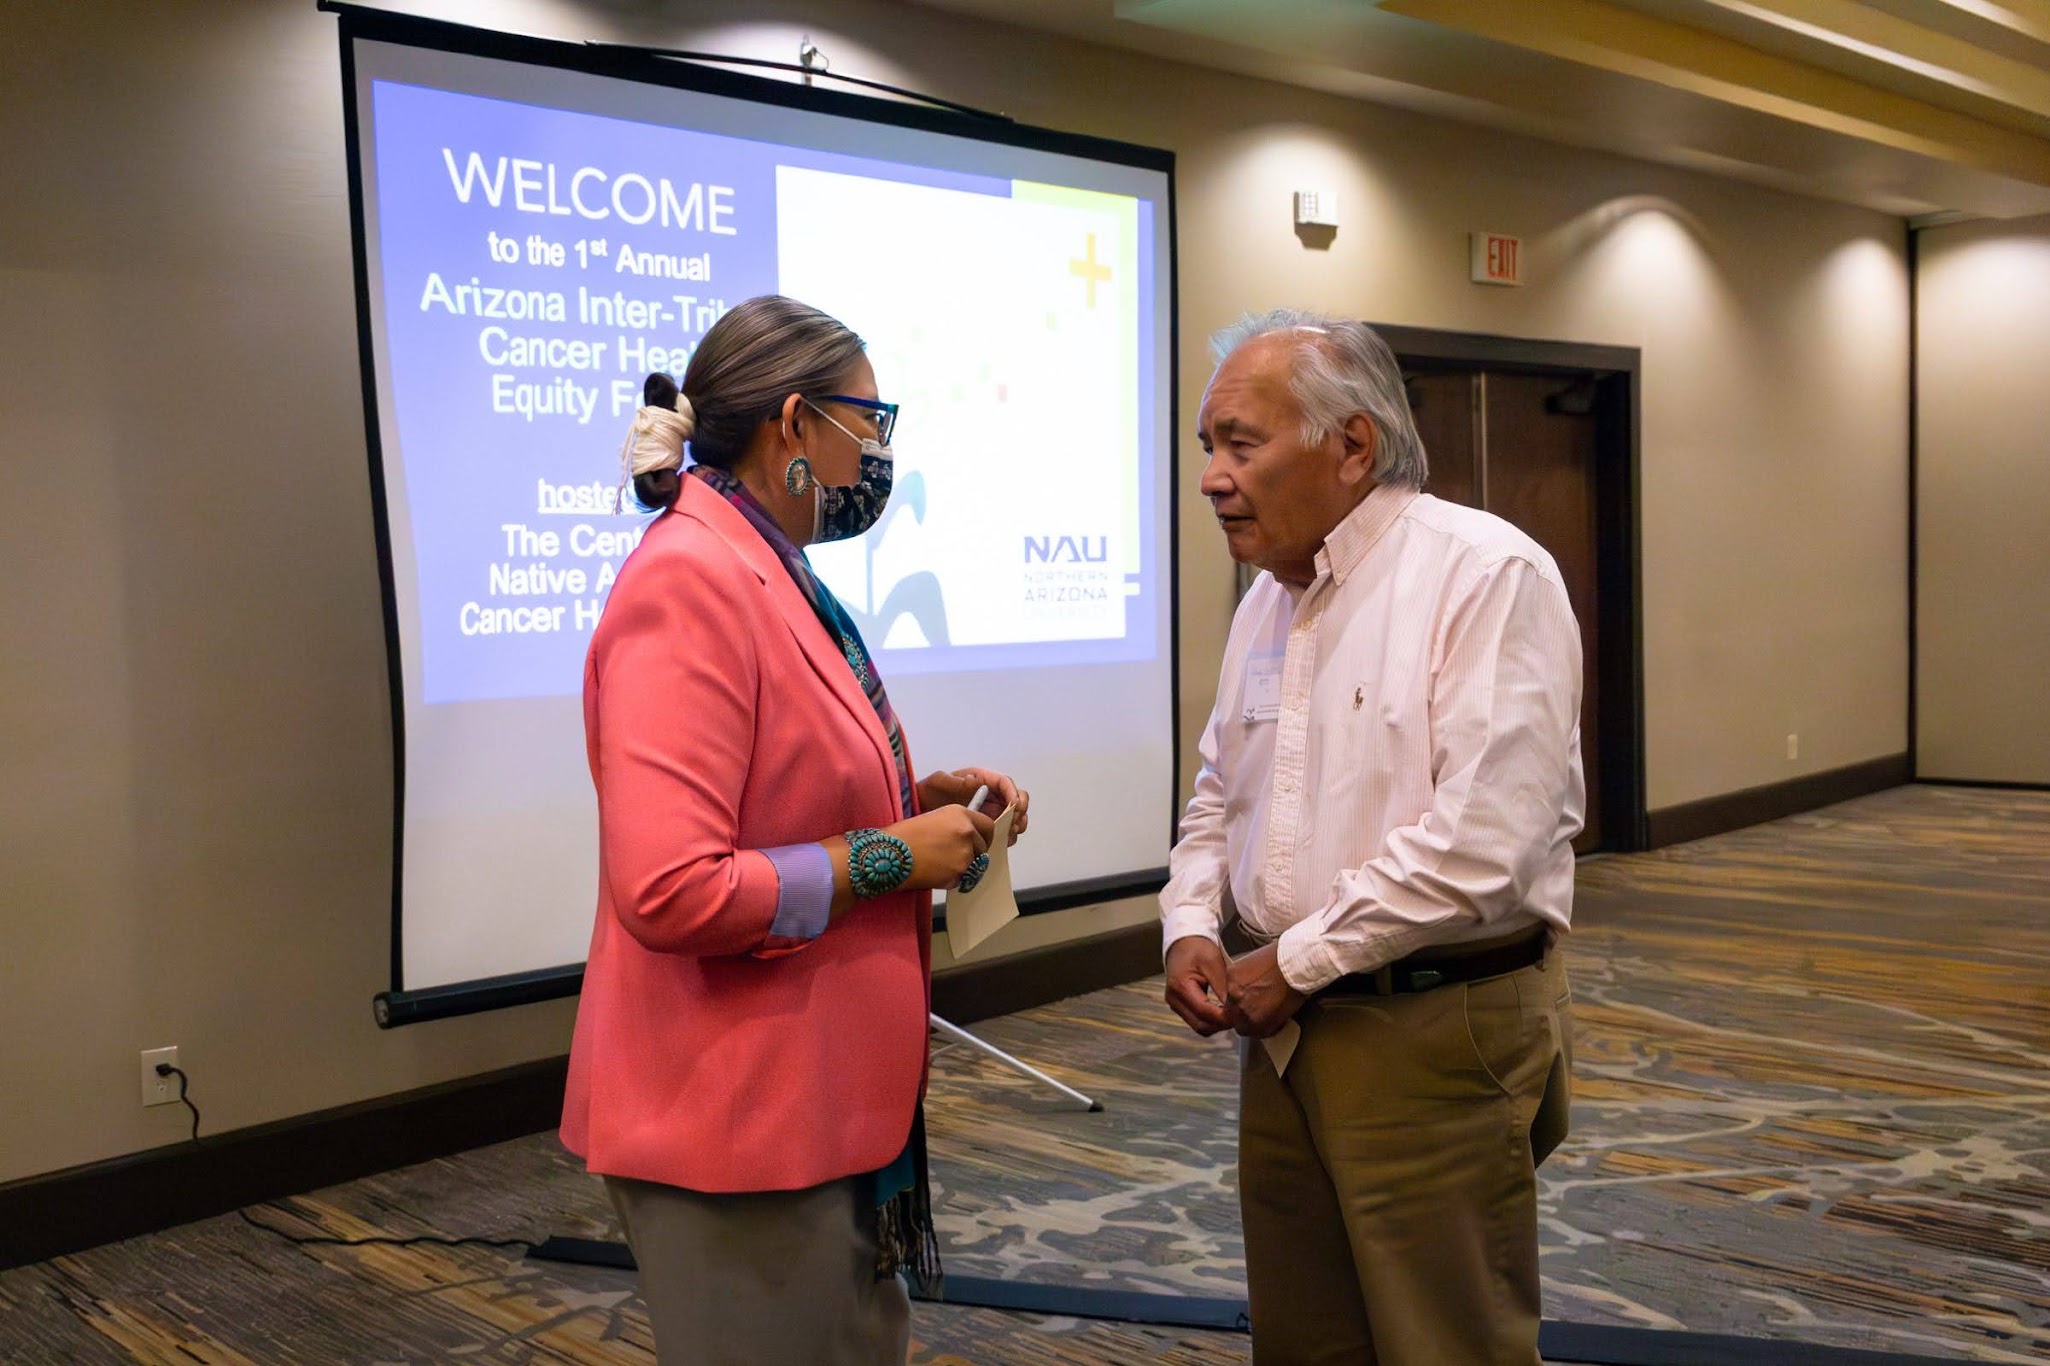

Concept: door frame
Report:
left=1372, top=324, right=1648, bottom=853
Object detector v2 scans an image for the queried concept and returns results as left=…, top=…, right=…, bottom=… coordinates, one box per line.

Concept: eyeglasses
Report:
left=814, top=394, right=899, bottom=447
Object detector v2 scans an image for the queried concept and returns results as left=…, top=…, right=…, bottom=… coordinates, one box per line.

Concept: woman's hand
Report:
left=915, top=768, right=1031, bottom=844
left=885, top=805, right=997, bottom=891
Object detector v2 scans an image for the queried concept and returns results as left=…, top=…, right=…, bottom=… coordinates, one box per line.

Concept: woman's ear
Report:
left=778, top=391, right=806, bottom=452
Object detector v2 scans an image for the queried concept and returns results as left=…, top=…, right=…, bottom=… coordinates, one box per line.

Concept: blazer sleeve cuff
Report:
left=762, top=842, right=835, bottom=945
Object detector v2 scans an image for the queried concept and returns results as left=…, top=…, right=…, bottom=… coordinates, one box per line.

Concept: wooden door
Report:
left=1405, top=371, right=1478, bottom=508
left=1481, top=373, right=1602, bottom=851
left=1404, top=367, right=1605, bottom=850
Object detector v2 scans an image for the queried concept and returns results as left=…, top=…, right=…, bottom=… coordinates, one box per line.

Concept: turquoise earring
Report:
left=785, top=456, right=815, bottom=496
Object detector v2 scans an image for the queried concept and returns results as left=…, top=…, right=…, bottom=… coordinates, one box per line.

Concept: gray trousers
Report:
left=606, top=1174, right=911, bottom=1366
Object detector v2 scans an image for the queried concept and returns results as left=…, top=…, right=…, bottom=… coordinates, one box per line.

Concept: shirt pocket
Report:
left=1319, top=678, right=1426, bottom=797
left=1349, top=636, right=1434, bottom=786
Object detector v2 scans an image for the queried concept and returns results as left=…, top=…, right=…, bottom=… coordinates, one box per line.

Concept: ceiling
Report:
left=906, top=0, right=2050, bottom=220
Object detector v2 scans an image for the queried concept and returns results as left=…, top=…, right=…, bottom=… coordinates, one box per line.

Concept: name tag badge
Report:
left=1244, top=657, right=1283, bottom=723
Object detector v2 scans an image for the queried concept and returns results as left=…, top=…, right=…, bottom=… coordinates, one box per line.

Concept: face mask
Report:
left=802, top=399, right=895, bottom=543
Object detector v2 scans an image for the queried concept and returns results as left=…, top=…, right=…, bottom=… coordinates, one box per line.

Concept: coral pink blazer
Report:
left=561, top=475, right=931, bottom=1194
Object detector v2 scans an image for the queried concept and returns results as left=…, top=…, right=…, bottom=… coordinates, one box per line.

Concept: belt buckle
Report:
left=1408, top=967, right=1445, bottom=992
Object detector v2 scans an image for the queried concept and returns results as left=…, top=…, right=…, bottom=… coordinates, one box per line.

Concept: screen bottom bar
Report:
left=375, top=965, right=585, bottom=1028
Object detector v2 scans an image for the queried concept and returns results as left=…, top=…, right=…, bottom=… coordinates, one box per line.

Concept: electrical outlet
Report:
left=141, top=1046, right=180, bottom=1107
left=1786, top=733, right=1800, bottom=761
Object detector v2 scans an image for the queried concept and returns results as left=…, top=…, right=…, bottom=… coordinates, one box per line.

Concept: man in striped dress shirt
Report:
left=1160, top=309, right=1583, bottom=1365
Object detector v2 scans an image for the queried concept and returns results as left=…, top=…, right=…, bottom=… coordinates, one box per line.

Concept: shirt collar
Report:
left=1314, top=482, right=1419, bottom=586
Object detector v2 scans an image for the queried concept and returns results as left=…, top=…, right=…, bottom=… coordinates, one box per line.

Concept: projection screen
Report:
left=330, top=7, right=1178, bottom=1025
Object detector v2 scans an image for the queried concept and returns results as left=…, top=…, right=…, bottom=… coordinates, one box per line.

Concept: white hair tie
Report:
left=615, top=393, right=696, bottom=510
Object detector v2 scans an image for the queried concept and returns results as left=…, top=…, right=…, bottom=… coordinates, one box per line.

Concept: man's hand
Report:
left=1164, top=935, right=1238, bottom=1037
left=1225, top=943, right=1307, bottom=1039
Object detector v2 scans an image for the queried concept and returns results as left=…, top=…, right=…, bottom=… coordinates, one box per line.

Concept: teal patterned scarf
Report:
left=688, top=463, right=940, bottom=1293
left=690, top=465, right=914, bottom=818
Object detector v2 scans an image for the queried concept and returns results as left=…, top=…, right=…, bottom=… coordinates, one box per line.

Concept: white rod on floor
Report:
left=929, top=1014, right=1101, bottom=1111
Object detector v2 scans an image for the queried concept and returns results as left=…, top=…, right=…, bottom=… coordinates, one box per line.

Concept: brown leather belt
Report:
left=1226, top=920, right=1551, bottom=997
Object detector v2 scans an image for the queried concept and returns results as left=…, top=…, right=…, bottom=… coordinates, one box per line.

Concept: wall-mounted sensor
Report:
left=1294, top=190, right=1339, bottom=228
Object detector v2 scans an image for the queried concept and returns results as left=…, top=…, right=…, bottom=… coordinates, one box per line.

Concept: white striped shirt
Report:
left=1161, top=484, right=1585, bottom=994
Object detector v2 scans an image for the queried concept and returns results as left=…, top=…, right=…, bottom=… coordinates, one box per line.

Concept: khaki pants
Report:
left=606, top=1174, right=911, bottom=1366
left=1238, top=948, right=1572, bottom=1366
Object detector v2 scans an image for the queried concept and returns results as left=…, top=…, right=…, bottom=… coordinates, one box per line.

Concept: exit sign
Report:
left=1471, top=232, right=1523, bottom=286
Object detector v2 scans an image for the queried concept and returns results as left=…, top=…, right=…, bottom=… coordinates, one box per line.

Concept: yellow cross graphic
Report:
left=1069, top=232, right=1112, bottom=308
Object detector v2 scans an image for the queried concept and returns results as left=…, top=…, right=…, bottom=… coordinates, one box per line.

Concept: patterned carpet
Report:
left=1547, top=785, right=2050, bottom=1360
left=2, top=785, right=2046, bottom=1363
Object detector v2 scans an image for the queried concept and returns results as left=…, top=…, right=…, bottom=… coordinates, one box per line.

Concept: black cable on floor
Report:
left=237, top=1206, right=533, bottom=1253
left=158, top=1061, right=535, bottom=1254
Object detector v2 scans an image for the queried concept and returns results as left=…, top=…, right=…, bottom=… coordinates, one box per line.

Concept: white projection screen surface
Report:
left=334, top=11, right=1178, bottom=1022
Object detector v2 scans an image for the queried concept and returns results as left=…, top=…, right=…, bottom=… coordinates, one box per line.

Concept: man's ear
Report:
left=1337, top=412, right=1378, bottom=487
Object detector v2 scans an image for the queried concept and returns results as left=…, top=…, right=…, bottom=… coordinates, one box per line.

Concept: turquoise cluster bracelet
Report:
left=847, top=828, right=914, bottom=899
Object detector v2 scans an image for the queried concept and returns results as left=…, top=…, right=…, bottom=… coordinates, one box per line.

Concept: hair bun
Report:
left=643, top=371, right=678, bottom=408
left=622, top=385, right=694, bottom=487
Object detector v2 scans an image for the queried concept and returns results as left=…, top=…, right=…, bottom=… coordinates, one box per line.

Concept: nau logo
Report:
left=1023, top=534, right=1108, bottom=563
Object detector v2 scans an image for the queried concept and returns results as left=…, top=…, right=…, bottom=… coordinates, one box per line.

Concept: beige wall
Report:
left=0, top=0, right=1908, bottom=1184
left=1915, top=214, right=2050, bottom=785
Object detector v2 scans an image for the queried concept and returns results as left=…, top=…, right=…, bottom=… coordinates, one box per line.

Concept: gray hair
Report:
left=680, top=294, right=867, bottom=471
left=1210, top=309, right=1428, bottom=489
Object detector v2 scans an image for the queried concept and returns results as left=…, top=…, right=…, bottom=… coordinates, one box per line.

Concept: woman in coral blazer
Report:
left=561, top=296, right=1026, bottom=1366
